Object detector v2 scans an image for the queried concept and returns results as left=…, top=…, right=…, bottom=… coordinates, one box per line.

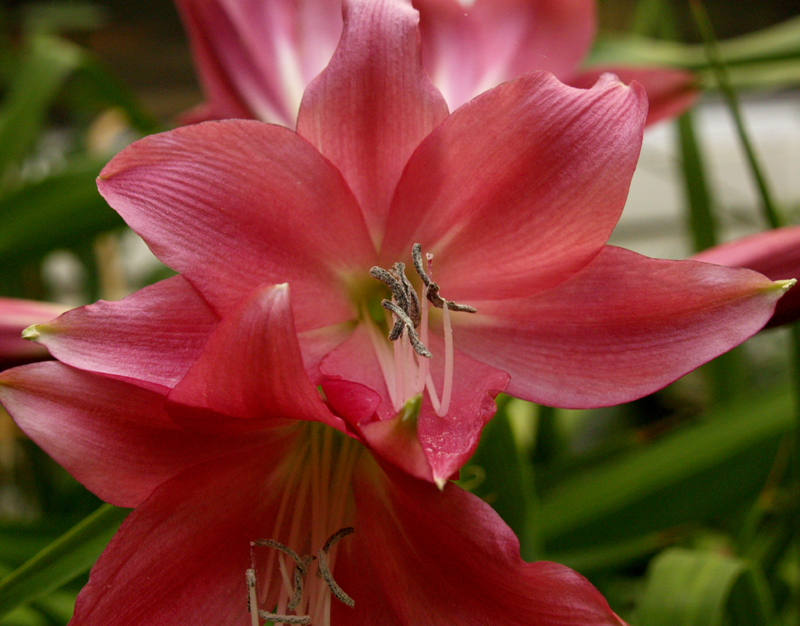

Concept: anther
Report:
left=317, top=528, right=356, bottom=609
left=425, top=282, right=477, bottom=313
left=251, top=539, right=316, bottom=614
left=381, top=300, right=432, bottom=358
left=247, top=567, right=312, bottom=625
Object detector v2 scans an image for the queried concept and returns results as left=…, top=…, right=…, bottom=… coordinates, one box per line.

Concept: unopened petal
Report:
left=455, top=246, right=789, bottom=408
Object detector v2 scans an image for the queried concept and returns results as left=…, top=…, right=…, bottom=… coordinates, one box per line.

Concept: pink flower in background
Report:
left=0, top=298, right=66, bottom=369
left=0, top=284, right=629, bottom=626
left=176, top=0, right=695, bottom=127
left=693, top=226, right=800, bottom=328
left=22, top=0, right=787, bottom=489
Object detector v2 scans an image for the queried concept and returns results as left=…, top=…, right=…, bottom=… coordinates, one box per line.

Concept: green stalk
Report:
left=688, top=0, right=782, bottom=230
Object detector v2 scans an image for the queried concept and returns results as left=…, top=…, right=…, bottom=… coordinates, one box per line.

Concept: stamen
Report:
left=317, top=528, right=356, bottom=608
left=381, top=300, right=432, bottom=358
left=246, top=569, right=259, bottom=626
left=251, top=539, right=315, bottom=612
left=257, top=609, right=312, bottom=625
left=393, top=262, right=421, bottom=327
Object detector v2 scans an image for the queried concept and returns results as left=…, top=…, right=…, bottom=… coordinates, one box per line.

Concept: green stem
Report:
left=677, top=110, right=718, bottom=251
left=688, top=0, right=783, bottom=230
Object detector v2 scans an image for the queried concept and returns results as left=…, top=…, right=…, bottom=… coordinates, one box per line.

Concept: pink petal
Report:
left=29, top=276, right=218, bottom=389
left=417, top=334, right=510, bottom=484
left=175, top=0, right=343, bottom=126
left=0, top=298, right=65, bottom=367
left=381, top=72, right=648, bottom=300
left=296, top=0, right=449, bottom=245
left=693, top=226, right=800, bottom=328
left=168, top=283, right=346, bottom=432
left=454, top=246, right=789, bottom=408
left=97, top=120, right=374, bottom=331
left=68, top=433, right=303, bottom=626
left=340, top=458, right=626, bottom=626
left=569, top=66, right=698, bottom=127
left=416, top=0, right=596, bottom=109
left=0, top=362, right=246, bottom=508
left=319, top=325, right=509, bottom=484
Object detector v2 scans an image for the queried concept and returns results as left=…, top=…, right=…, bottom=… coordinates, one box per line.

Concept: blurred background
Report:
left=1, top=1, right=800, bottom=625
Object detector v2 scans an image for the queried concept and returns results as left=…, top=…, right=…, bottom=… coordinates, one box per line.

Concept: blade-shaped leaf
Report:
left=539, top=390, right=791, bottom=552
left=0, top=157, right=124, bottom=269
left=637, top=548, right=772, bottom=626
left=0, top=504, right=129, bottom=617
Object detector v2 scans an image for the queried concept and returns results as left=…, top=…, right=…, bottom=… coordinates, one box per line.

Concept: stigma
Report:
left=367, top=244, right=476, bottom=417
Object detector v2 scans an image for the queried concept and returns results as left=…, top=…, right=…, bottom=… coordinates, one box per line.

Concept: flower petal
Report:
left=455, top=246, right=790, bottom=408
left=97, top=120, right=374, bottom=330
left=339, top=456, right=626, bottom=626
left=0, top=298, right=65, bottom=368
left=168, top=283, right=345, bottom=432
left=175, top=0, right=343, bottom=126
left=68, top=432, right=302, bottom=626
left=693, top=226, right=800, bottom=328
left=319, top=325, right=509, bottom=483
left=569, top=66, right=698, bottom=127
left=28, top=276, right=218, bottom=389
left=296, top=0, right=449, bottom=245
left=382, top=72, right=647, bottom=299
left=0, top=362, right=242, bottom=507
left=417, top=0, right=596, bottom=109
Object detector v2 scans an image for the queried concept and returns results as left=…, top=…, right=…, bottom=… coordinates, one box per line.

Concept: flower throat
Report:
left=367, top=244, right=476, bottom=417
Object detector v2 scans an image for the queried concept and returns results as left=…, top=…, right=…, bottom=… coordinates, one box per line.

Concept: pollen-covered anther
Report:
left=317, top=527, right=356, bottom=608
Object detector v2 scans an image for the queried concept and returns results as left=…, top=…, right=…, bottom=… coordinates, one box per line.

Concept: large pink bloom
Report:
left=24, top=0, right=787, bottom=487
left=693, top=226, right=800, bottom=329
left=0, top=284, right=628, bottom=626
left=176, top=0, right=695, bottom=127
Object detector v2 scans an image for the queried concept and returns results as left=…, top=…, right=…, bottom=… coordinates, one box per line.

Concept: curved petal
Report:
left=175, top=0, right=343, bottom=126
left=28, top=276, right=218, bottom=389
left=569, top=66, right=698, bottom=127
left=417, top=0, right=596, bottom=109
left=455, top=246, right=790, bottom=408
left=340, top=456, right=626, bottom=626
left=296, top=0, right=449, bottom=245
left=319, top=324, right=509, bottom=483
left=0, top=298, right=65, bottom=367
left=168, top=284, right=346, bottom=432
left=382, top=72, right=648, bottom=300
left=0, top=362, right=247, bottom=508
left=97, top=120, right=374, bottom=330
left=68, top=431, right=302, bottom=626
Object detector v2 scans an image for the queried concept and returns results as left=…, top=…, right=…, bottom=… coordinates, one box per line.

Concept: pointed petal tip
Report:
left=434, top=475, right=447, bottom=491
left=777, top=278, right=797, bottom=292
left=21, top=324, right=41, bottom=341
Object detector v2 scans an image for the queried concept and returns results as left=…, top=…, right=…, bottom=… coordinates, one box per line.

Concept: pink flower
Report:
left=0, top=284, right=630, bottom=626
left=17, top=0, right=787, bottom=489
left=692, top=226, right=800, bottom=328
left=176, top=0, right=695, bottom=127
left=0, top=298, right=66, bottom=369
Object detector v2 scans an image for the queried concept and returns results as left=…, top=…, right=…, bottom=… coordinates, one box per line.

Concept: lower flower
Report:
left=0, top=283, right=626, bottom=625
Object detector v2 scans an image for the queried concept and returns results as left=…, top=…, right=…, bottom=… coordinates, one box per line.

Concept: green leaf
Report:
left=0, top=157, right=123, bottom=270
left=0, top=504, right=129, bottom=618
left=636, top=548, right=773, bottom=626
left=539, top=390, right=792, bottom=552
left=0, top=35, right=84, bottom=179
